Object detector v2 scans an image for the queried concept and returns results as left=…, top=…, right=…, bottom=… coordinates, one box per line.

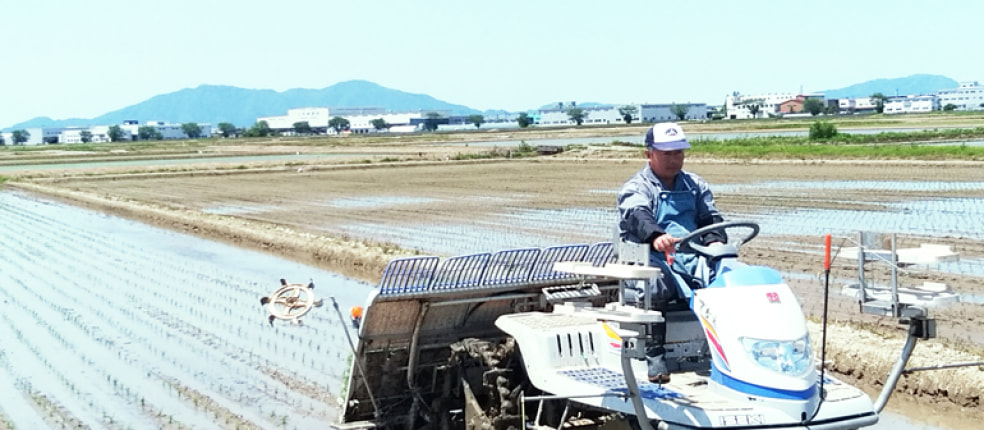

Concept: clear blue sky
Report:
left=2, top=0, right=981, bottom=129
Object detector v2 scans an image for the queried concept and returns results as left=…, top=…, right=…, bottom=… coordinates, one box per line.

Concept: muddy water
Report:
left=0, top=190, right=950, bottom=429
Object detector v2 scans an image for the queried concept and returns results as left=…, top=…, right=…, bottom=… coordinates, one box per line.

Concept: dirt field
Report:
left=8, top=140, right=984, bottom=429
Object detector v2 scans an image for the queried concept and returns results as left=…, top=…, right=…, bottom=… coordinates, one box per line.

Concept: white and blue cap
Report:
left=645, top=122, right=691, bottom=151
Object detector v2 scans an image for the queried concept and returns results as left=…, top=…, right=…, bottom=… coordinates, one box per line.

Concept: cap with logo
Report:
left=645, top=122, right=691, bottom=151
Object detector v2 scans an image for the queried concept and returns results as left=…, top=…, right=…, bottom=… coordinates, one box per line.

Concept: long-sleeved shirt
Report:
left=617, top=166, right=724, bottom=246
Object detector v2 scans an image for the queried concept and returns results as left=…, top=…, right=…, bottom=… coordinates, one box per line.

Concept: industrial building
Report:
left=1, top=121, right=211, bottom=146
left=724, top=93, right=798, bottom=119
left=837, top=97, right=879, bottom=114
left=937, top=81, right=984, bottom=110
left=255, top=100, right=709, bottom=135
left=884, top=95, right=940, bottom=114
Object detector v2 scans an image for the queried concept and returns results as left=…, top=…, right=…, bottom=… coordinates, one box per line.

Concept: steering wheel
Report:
left=676, top=220, right=760, bottom=259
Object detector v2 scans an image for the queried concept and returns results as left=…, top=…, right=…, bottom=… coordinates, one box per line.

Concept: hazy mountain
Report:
left=5, top=75, right=967, bottom=131
left=821, top=74, right=958, bottom=99
left=5, top=80, right=481, bottom=130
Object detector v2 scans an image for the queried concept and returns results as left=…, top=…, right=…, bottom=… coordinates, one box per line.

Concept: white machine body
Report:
left=496, top=263, right=878, bottom=429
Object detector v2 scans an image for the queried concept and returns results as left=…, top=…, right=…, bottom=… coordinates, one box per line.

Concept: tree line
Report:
left=0, top=105, right=690, bottom=147
left=0, top=103, right=697, bottom=147
left=233, top=105, right=684, bottom=137
left=728, top=92, right=962, bottom=119
left=0, top=123, right=210, bottom=145
left=10, top=95, right=957, bottom=147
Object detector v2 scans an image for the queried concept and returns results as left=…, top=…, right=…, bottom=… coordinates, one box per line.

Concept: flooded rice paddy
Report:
left=0, top=191, right=371, bottom=429
left=0, top=187, right=960, bottom=430
left=327, top=178, right=984, bottom=275
left=458, top=127, right=984, bottom=147
left=0, top=153, right=362, bottom=173
left=3, top=153, right=983, bottom=429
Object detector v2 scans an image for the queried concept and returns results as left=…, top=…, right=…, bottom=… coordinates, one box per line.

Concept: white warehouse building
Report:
left=61, top=122, right=211, bottom=142
left=884, top=95, right=939, bottom=114
left=0, top=127, right=64, bottom=145
left=116, top=120, right=210, bottom=140
left=837, top=97, right=878, bottom=114
left=537, top=105, right=621, bottom=126
left=348, top=111, right=449, bottom=133
left=257, top=107, right=447, bottom=134
left=258, top=107, right=340, bottom=130
left=725, top=93, right=796, bottom=119
left=639, top=103, right=707, bottom=122
left=937, top=81, right=984, bottom=111
left=537, top=103, right=707, bottom=126
left=4, top=121, right=211, bottom=145
left=60, top=126, right=115, bottom=143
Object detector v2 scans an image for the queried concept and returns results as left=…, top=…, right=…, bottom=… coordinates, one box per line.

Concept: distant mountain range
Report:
left=5, top=80, right=482, bottom=131
left=819, top=74, right=958, bottom=99
left=3, top=74, right=965, bottom=131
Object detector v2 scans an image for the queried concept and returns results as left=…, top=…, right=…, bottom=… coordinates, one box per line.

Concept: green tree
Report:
left=566, top=107, right=587, bottom=125
left=745, top=101, right=763, bottom=118
left=79, top=130, right=93, bottom=143
left=217, top=122, right=236, bottom=138
left=422, top=112, right=441, bottom=132
left=108, top=125, right=125, bottom=142
left=943, top=103, right=957, bottom=111
left=516, top=112, right=532, bottom=128
left=137, top=125, right=164, bottom=140
left=0, top=134, right=5, bottom=145
left=870, top=92, right=888, bottom=114
left=137, top=126, right=163, bottom=140
left=245, top=121, right=272, bottom=137
left=670, top=104, right=689, bottom=121
left=737, top=98, right=764, bottom=119
left=293, top=121, right=312, bottom=135
left=808, top=120, right=837, bottom=140
left=748, top=105, right=761, bottom=118
left=12, top=129, right=30, bottom=144
left=370, top=118, right=390, bottom=131
left=802, top=98, right=825, bottom=116
left=181, top=122, right=203, bottom=138
left=328, top=116, right=350, bottom=133
left=618, top=105, right=637, bottom=124
left=467, top=114, right=485, bottom=129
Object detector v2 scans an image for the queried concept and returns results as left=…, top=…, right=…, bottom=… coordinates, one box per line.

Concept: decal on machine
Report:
left=694, top=296, right=729, bottom=368
left=602, top=322, right=622, bottom=350
left=766, top=291, right=780, bottom=303
left=695, top=296, right=715, bottom=327
left=720, top=414, right=765, bottom=426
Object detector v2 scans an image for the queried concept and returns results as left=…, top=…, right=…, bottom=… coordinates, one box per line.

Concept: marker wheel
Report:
left=267, top=284, right=317, bottom=321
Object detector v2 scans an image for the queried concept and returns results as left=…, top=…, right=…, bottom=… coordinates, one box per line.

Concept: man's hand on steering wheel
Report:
left=652, top=234, right=681, bottom=252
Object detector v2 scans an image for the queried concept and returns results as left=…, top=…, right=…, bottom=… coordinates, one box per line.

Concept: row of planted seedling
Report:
left=0, top=272, right=220, bottom=429
left=5, top=201, right=346, bottom=379
left=0, top=200, right=346, bottom=428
